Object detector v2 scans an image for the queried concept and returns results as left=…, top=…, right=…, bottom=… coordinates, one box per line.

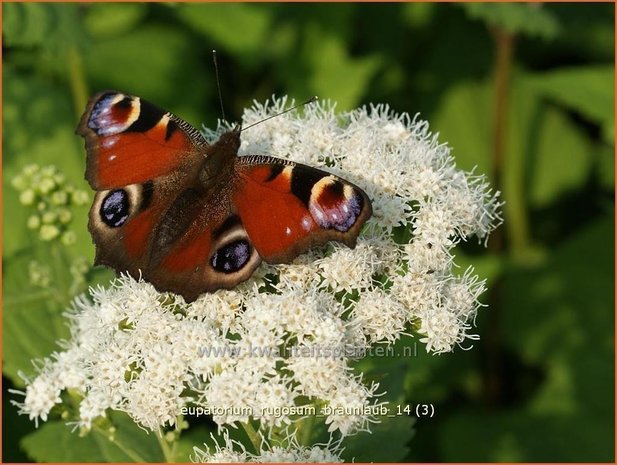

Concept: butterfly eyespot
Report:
left=211, top=239, right=251, bottom=273
left=100, top=189, right=130, bottom=228
left=309, top=180, right=363, bottom=232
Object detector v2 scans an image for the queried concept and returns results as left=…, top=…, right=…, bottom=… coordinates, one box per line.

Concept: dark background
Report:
left=3, top=3, right=614, bottom=462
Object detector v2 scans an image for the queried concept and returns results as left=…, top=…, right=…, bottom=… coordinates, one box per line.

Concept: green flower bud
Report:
left=41, top=211, right=57, bottom=224
left=19, top=190, right=35, bottom=206
left=72, top=190, right=90, bottom=206
left=11, top=174, right=27, bottom=191
left=61, top=230, right=77, bottom=246
left=51, top=191, right=68, bottom=205
left=38, top=178, right=56, bottom=194
left=40, top=224, right=60, bottom=241
left=57, top=208, right=72, bottom=224
left=27, top=215, right=41, bottom=229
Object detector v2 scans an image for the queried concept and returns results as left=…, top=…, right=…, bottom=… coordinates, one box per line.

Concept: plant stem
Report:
left=157, top=429, right=175, bottom=463
left=299, top=409, right=315, bottom=446
left=241, top=421, right=263, bottom=454
left=491, top=26, right=530, bottom=256
left=484, top=25, right=515, bottom=406
left=67, top=45, right=88, bottom=120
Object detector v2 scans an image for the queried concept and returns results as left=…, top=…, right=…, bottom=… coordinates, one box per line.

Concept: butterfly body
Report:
left=77, top=91, right=372, bottom=302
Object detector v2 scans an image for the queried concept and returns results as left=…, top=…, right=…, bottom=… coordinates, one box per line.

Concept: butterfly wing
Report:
left=77, top=90, right=207, bottom=190
left=233, top=155, right=372, bottom=263
left=78, top=93, right=372, bottom=303
left=79, top=92, right=262, bottom=302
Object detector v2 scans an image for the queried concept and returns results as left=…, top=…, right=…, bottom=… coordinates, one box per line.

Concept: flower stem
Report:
left=299, top=409, right=316, bottom=446
left=157, top=428, right=175, bottom=463
left=240, top=421, right=263, bottom=454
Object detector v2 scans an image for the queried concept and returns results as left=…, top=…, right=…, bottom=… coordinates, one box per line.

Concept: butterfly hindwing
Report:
left=233, top=156, right=372, bottom=263
left=88, top=176, right=262, bottom=303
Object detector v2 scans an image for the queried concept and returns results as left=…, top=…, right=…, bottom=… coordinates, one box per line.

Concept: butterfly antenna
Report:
left=212, top=49, right=226, bottom=122
left=242, top=96, right=318, bottom=132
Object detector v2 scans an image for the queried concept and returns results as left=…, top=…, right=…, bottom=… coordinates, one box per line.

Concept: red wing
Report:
left=89, top=179, right=262, bottom=303
left=77, top=91, right=207, bottom=190
left=233, top=156, right=372, bottom=263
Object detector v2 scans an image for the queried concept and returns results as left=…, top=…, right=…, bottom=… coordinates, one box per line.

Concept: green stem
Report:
left=157, top=429, right=175, bottom=463
left=484, top=25, right=515, bottom=406
left=92, top=424, right=147, bottom=463
left=240, top=421, right=263, bottom=454
left=67, top=45, right=88, bottom=120
left=491, top=26, right=530, bottom=255
left=299, top=408, right=315, bottom=446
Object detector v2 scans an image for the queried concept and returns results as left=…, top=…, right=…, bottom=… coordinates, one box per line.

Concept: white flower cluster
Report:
left=192, top=431, right=343, bottom=463
left=14, top=97, right=501, bottom=442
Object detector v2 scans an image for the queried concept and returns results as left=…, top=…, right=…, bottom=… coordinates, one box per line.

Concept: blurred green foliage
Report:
left=2, top=2, right=614, bottom=462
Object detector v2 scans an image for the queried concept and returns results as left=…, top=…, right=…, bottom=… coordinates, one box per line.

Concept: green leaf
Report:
left=475, top=217, right=615, bottom=461
left=596, top=143, right=614, bottom=190
left=21, top=412, right=164, bottom=462
left=175, top=3, right=272, bottom=55
left=342, top=348, right=415, bottom=462
left=503, top=217, right=613, bottom=363
left=302, top=26, right=381, bottom=110
left=402, top=3, right=437, bottom=29
left=3, top=3, right=86, bottom=54
left=524, top=66, right=615, bottom=143
left=2, top=250, right=71, bottom=384
left=462, top=3, right=560, bottom=39
left=173, top=426, right=214, bottom=462
left=440, top=408, right=611, bottom=462
left=3, top=3, right=55, bottom=47
left=342, top=410, right=414, bottom=462
left=527, top=105, right=593, bottom=208
left=430, top=80, right=492, bottom=174
left=84, top=3, right=147, bottom=38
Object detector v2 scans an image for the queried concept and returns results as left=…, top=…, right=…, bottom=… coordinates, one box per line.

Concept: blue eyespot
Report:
left=211, top=240, right=251, bottom=273
left=100, top=190, right=130, bottom=227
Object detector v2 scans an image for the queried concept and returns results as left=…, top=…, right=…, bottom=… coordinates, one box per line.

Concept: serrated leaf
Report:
left=524, top=66, right=614, bottom=143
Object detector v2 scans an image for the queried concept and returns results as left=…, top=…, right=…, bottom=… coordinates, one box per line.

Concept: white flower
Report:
left=15, top=97, right=501, bottom=443
left=192, top=429, right=344, bottom=463
left=14, top=372, right=62, bottom=426
left=351, top=289, right=407, bottom=343
left=418, top=308, right=462, bottom=354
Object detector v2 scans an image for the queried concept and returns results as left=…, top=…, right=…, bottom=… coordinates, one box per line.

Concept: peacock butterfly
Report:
left=76, top=91, right=372, bottom=302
